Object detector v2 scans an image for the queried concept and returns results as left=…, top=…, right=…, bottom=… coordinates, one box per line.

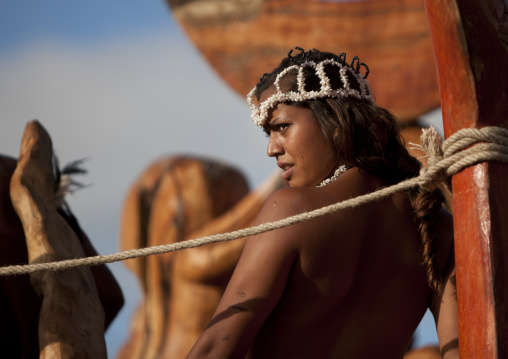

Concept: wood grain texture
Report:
left=167, top=0, right=441, bottom=122
left=9, top=120, right=106, bottom=359
left=424, top=0, right=508, bottom=357
left=118, top=156, right=275, bottom=358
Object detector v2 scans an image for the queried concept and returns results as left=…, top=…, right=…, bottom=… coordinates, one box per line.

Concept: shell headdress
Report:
left=247, top=48, right=373, bottom=127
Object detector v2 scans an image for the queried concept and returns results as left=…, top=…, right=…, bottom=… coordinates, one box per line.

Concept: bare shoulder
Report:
left=255, top=168, right=389, bottom=230
left=254, top=186, right=314, bottom=225
left=257, top=168, right=376, bottom=216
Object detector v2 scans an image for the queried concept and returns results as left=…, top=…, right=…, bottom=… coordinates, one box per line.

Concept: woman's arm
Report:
left=430, top=249, right=459, bottom=359
left=187, top=189, right=300, bottom=358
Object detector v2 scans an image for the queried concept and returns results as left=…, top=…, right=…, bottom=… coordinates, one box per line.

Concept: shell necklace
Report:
left=316, top=165, right=351, bottom=188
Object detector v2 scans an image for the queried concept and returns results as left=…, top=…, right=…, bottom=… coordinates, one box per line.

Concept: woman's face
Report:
left=263, top=102, right=339, bottom=187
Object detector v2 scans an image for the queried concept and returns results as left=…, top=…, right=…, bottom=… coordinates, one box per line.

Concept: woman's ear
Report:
left=333, top=128, right=339, bottom=142
left=331, top=128, right=341, bottom=161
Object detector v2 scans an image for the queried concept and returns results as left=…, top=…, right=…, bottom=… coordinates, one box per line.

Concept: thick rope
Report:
left=1, top=126, right=508, bottom=277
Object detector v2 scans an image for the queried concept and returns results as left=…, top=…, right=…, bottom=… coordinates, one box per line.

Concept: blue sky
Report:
left=0, top=0, right=172, bottom=51
left=0, top=1, right=442, bottom=356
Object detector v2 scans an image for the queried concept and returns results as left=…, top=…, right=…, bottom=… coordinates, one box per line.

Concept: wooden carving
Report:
left=0, top=155, right=123, bottom=358
left=166, top=0, right=441, bottom=122
left=117, top=156, right=283, bottom=358
left=0, top=155, right=41, bottom=357
left=9, top=121, right=107, bottom=358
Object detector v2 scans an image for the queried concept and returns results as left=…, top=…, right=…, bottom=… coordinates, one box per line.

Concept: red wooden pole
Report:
left=424, top=0, right=508, bottom=357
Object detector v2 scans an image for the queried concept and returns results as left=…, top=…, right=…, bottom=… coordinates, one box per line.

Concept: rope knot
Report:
left=418, top=125, right=508, bottom=192
left=419, top=126, right=446, bottom=191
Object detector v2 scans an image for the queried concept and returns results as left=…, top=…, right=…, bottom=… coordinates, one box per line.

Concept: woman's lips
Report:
left=281, top=165, right=293, bottom=180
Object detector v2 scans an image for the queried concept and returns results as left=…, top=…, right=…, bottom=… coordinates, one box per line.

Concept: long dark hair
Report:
left=254, top=49, right=445, bottom=292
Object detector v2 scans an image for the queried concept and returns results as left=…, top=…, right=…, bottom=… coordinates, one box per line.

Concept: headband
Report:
left=247, top=55, right=373, bottom=127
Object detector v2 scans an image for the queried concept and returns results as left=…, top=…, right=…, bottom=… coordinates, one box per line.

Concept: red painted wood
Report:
left=452, top=164, right=497, bottom=358
left=424, top=0, right=508, bottom=357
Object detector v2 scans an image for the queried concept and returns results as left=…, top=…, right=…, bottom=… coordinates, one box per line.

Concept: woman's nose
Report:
left=267, top=135, right=283, bottom=157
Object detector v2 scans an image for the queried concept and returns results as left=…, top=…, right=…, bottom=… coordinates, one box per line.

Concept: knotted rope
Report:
left=1, top=126, right=508, bottom=277
left=417, top=126, right=508, bottom=191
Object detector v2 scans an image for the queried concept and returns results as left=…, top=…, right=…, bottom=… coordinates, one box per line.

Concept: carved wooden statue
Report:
left=0, top=121, right=124, bottom=358
left=116, top=156, right=283, bottom=358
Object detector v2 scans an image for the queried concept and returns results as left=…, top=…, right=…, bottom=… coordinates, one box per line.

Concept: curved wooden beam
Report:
left=167, top=0, right=440, bottom=122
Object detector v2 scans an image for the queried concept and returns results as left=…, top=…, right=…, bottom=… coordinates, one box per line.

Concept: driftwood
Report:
left=117, top=157, right=283, bottom=358
left=167, top=0, right=440, bottom=122
left=424, top=0, right=508, bottom=357
left=9, top=120, right=107, bottom=358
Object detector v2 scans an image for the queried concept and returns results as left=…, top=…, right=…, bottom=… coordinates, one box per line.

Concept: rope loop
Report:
left=418, top=126, right=508, bottom=191
left=1, top=126, right=508, bottom=277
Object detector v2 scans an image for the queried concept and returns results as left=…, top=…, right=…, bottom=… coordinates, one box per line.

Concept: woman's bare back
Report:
left=187, top=168, right=456, bottom=359
left=248, top=168, right=455, bottom=358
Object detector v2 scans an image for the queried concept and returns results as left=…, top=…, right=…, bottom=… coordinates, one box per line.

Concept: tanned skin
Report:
left=187, top=104, right=458, bottom=359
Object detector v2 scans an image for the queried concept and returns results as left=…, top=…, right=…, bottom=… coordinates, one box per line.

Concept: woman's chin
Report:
left=287, top=179, right=313, bottom=188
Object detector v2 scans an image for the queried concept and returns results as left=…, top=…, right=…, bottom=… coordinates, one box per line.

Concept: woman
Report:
left=187, top=48, right=458, bottom=358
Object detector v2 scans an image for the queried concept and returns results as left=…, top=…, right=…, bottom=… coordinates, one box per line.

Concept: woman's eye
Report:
left=263, top=124, right=288, bottom=138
